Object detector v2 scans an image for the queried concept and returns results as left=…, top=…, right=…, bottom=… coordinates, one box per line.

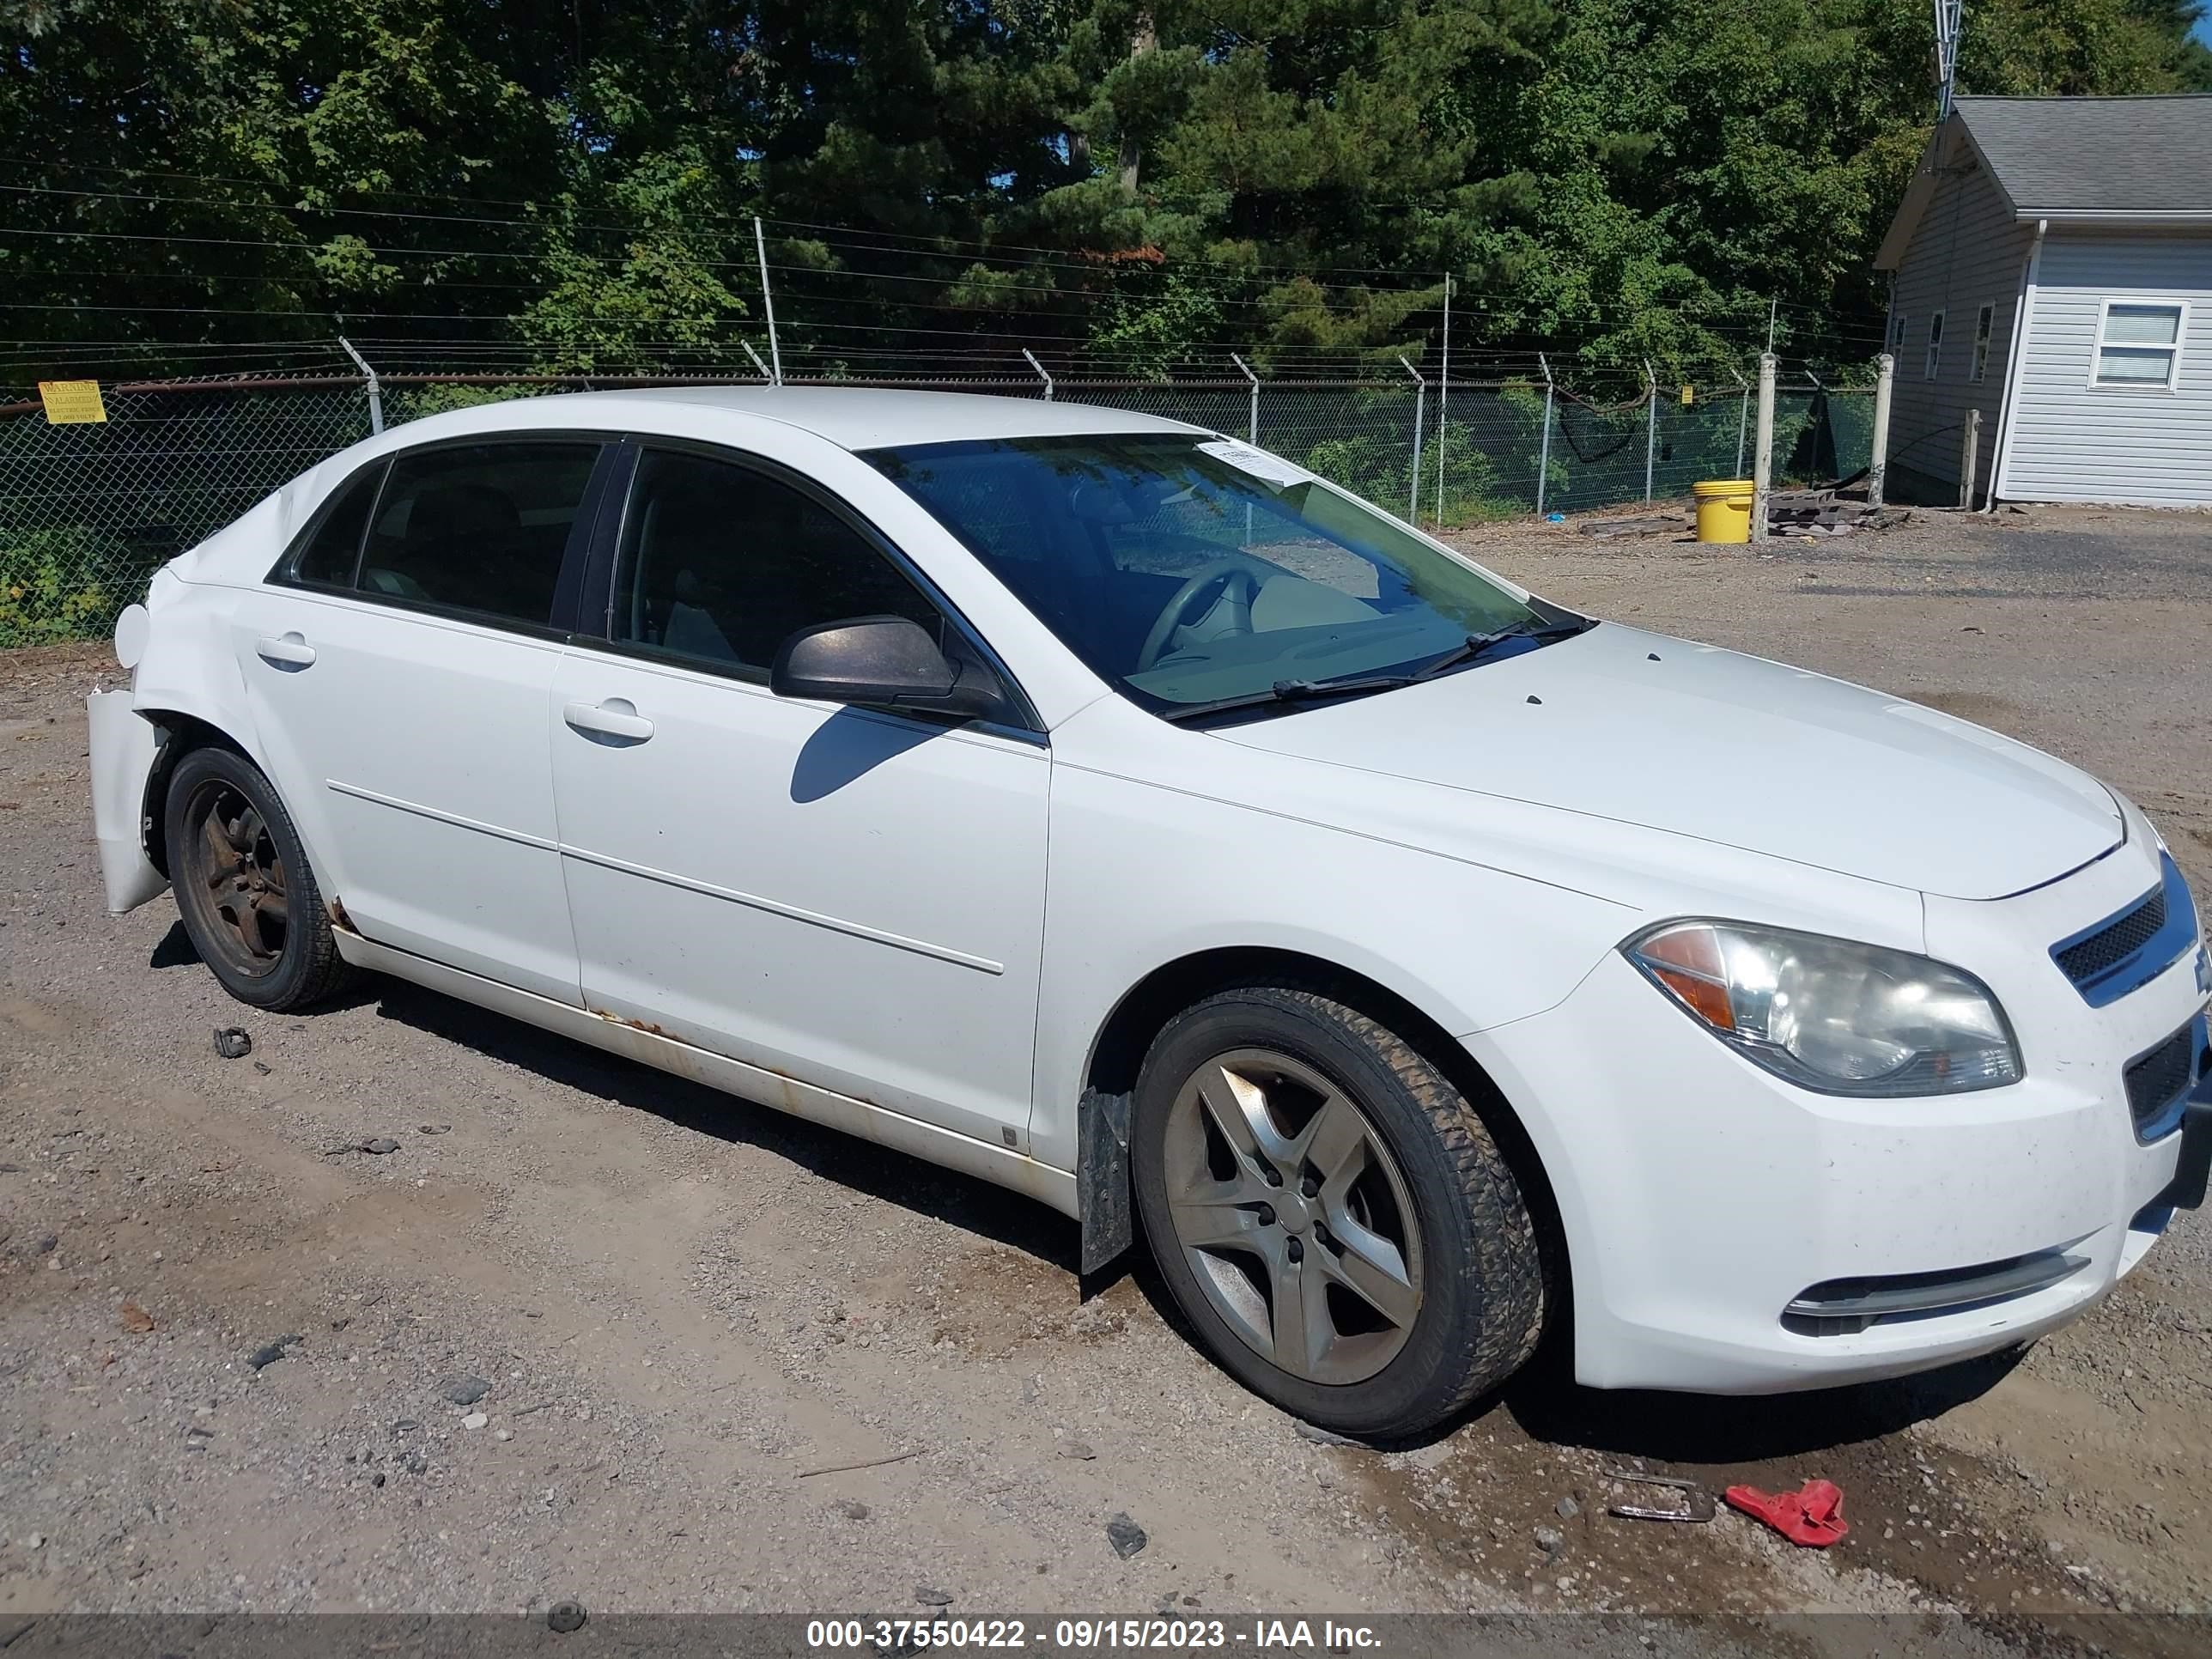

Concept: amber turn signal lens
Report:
left=1635, top=925, right=1736, bottom=1031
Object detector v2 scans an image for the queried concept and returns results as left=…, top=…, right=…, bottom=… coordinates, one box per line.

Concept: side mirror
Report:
left=769, top=616, right=1001, bottom=719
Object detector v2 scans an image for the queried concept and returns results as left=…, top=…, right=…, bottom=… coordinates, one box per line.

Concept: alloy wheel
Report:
left=1162, top=1047, right=1424, bottom=1384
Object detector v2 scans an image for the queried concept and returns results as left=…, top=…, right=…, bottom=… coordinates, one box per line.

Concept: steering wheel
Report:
left=1136, top=557, right=1260, bottom=672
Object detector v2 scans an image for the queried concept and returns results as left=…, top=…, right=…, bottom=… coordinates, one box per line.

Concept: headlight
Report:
left=1624, top=921, right=2021, bottom=1096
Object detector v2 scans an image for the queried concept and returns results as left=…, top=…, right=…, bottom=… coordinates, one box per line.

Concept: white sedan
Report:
left=89, top=389, right=2210, bottom=1437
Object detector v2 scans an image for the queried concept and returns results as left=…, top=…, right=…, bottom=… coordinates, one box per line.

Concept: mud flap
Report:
left=1077, top=1086, right=1134, bottom=1276
left=88, top=690, right=168, bottom=915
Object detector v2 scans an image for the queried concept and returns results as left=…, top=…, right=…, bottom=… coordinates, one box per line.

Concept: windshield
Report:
left=865, top=434, right=1572, bottom=719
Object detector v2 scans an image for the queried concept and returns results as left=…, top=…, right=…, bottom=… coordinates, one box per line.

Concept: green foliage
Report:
left=0, top=527, right=111, bottom=647
left=0, top=1, right=2203, bottom=383
left=382, top=383, right=546, bottom=420
left=517, top=148, right=750, bottom=373
left=1088, top=266, right=1232, bottom=375
left=1968, top=0, right=2212, bottom=93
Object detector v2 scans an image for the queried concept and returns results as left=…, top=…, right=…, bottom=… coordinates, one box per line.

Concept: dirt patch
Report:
left=922, top=1246, right=1134, bottom=1358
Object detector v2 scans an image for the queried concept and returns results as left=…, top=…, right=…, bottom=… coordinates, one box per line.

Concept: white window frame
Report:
left=1923, top=309, right=1944, bottom=380
left=2087, top=297, right=2188, bottom=392
left=1888, top=310, right=1908, bottom=353
left=1970, top=302, right=1995, bottom=383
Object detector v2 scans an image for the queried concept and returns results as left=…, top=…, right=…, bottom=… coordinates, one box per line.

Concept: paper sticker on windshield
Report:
left=1195, top=439, right=1310, bottom=489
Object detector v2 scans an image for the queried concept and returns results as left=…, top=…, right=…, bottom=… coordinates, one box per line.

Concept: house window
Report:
left=1923, top=311, right=1944, bottom=380
left=1971, top=303, right=1995, bottom=383
left=2092, top=300, right=2187, bottom=390
left=1888, top=311, right=1908, bottom=354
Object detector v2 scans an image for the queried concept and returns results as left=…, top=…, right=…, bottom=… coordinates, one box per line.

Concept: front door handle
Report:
left=563, top=698, right=654, bottom=744
left=255, top=631, right=316, bottom=669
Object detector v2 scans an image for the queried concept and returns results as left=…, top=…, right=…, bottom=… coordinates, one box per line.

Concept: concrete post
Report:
left=1750, top=353, right=1777, bottom=541
left=1959, top=407, right=1982, bottom=509
left=1869, top=352, right=1894, bottom=506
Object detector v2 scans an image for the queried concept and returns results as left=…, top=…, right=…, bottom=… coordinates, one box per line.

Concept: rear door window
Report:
left=358, top=442, right=602, bottom=629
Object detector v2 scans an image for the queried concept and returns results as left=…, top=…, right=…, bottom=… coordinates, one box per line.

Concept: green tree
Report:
left=2, top=0, right=2207, bottom=386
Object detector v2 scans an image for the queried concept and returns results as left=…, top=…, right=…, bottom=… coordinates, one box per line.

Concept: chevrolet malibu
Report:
left=88, top=390, right=2211, bottom=1437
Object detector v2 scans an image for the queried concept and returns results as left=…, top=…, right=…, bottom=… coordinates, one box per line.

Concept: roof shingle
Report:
left=1956, top=95, right=2212, bottom=216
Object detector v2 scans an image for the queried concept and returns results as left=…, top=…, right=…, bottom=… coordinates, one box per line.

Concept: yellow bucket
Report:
left=1692, top=479, right=1755, bottom=544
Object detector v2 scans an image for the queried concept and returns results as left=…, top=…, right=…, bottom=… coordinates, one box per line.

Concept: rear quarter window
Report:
left=288, top=462, right=386, bottom=588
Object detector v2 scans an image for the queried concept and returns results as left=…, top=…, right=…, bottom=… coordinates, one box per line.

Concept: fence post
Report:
left=1732, top=367, right=1750, bottom=477
left=1750, top=352, right=1777, bottom=541
left=1642, top=359, right=1657, bottom=502
left=1959, top=407, right=1981, bottom=509
left=1869, top=352, right=1895, bottom=506
left=741, top=342, right=774, bottom=383
left=1399, top=356, right=1425, bottom=526
left=337, top=336, right=383, bottom=435
left=1534, top=353, right=1555, bottom=520
left=1022, top=349, right=1054, bottom=401
left=753, top=216, right=782, bottom=384
left=1434, top=273, right=1453, bottom=525
left=1230, top=353, right=1259, bottom=443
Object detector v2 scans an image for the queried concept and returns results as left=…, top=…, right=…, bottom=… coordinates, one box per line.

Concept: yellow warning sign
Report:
left=38, top=380, right=108, bottom=424
left=1679, top=384, right=1695, bottom=406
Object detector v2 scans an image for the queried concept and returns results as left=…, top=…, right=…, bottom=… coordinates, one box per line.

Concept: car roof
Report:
left=537, top=386, right=1208, bottom=452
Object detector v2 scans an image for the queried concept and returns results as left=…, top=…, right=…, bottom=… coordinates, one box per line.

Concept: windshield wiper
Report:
left=1157, top=672, right=1420, bottom=725
left=1155, top=615, right=1597, bottom=726
left=1413, top=615, right=1596, bottom=679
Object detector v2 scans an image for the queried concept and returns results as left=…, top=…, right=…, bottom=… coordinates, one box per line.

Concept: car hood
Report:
left=1217, top=623, right=2121, bottom=901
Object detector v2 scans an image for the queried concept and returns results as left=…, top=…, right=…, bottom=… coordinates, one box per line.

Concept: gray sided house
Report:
left=1874, top=95, right=2212, bottom=509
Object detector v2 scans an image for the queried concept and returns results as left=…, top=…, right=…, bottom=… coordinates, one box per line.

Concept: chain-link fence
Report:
left=0, top=368, right=1873, bottom=648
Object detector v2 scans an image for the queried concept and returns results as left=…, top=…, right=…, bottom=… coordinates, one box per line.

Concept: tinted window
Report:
left=292, top=462, right=384, bottom=588
left=612, top=448, right=943, bottom=673
left=359, top=442, right=600, bottom=627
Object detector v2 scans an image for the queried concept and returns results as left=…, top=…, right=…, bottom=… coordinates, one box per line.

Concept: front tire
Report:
left=164, top=745, right=355, bottom=1012
left=1131, top=982, right=1545, bottom=1438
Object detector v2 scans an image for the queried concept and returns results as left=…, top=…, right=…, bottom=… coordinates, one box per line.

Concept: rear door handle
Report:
left=255, top=632, right=316, bottom=668
left=563, top=698, right=654, bottom=744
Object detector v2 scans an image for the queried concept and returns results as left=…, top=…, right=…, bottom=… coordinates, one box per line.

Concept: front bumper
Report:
left=1471, top=839, right=2207, bottom=1394
left=88, top=689, right=168, bottom=915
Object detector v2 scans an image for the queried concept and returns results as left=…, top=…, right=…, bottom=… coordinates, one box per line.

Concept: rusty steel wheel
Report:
left=179, top=777, right=290, bottom=975
left=164, top=744, right=355, bottom=1011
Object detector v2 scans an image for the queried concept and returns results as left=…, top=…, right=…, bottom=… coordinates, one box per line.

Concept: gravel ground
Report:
left=0, top=500, right=2208, bottom=1648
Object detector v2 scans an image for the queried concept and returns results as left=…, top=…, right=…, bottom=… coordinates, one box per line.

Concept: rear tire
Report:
left=164, top=745, right=356, bottom=1012
left=1131, top=981, right=1545, bottom=1439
